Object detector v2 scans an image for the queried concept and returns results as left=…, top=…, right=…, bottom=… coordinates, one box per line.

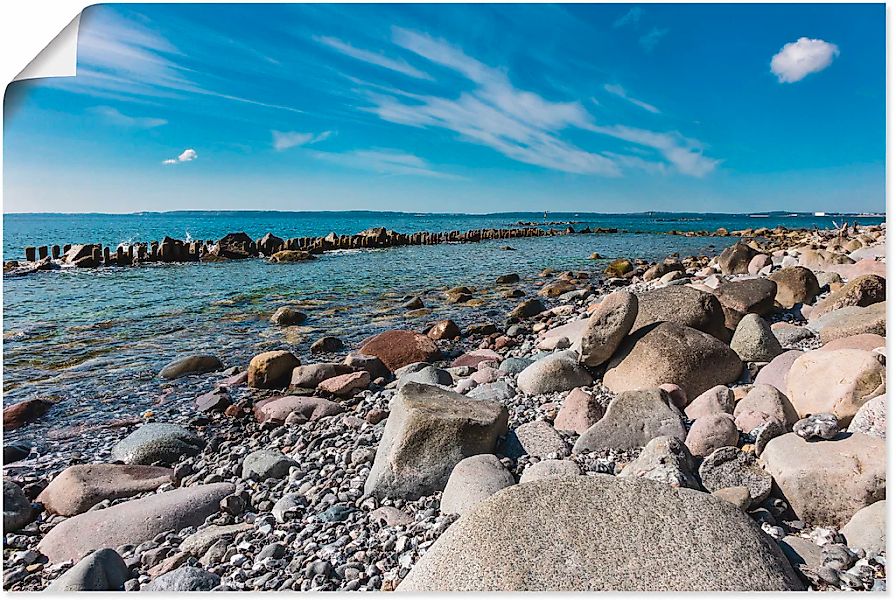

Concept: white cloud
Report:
left=771, top=37, right=839, bottom=83
left=639, top=27, right=668, bottom=52
left=314, top=36, right=432, bottom=80
left=272, top=130, right=333, bottom=151
left=92, top=106, right=167, bottom=128
left=588, top=125, right=719, bottom=177
left=162, top=148, right=197, bottom=165
left=613, top=7, right=644, bottom=28
left=311, top=148, right=459, bottom=179
left=603, top=84, right=660, bottom=114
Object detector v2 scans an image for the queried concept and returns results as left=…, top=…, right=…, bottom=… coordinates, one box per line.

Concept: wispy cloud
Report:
left=310, top=148, right=459, bottom=179
left=272, top=130, right=333, bottom=151
left=91, top=105, right=167, bottom=128
left=603, top=84, right=660, bottom=114
left=639, top=27, right=669, bottom=52
left=314, top=35, right=432, bottom=80
left=588, top=125, right=719, bottom=177
left=163, top=148, right=197, bottom=165
left=770, top=37, right=840, bottom=83
left=613, top=7, right=644, bottom=28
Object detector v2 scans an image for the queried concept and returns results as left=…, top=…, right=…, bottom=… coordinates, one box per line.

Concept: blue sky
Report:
left=3, top=3, right=885, bottom=213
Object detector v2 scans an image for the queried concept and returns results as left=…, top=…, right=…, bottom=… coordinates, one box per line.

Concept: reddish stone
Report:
left=450, top=349, right=502, bottom=369
left=359, top=330, right=441, bottom=372
left=4, top=399, right=52, bottom=430
left=317, top=371, right=371, bottom=397
left=553, top=388, right=604, bottom=435
left=428, top=320, right=461, bottom=340
left=253, top=395, right=343, bottom=424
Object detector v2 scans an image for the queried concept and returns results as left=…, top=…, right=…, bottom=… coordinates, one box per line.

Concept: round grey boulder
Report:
left=46, top=549, right=128, bottom=591
left=440, top=454, right=514, bottom=516
left=576, top=291, right=638, bottom=367
left=729, top=314, right=783, bottom=362
left=111, top=423, right=205, bottom=466
left=242, top=449, right=299, bottom=480
left=517, top=351, right=593, bottom=395
left=398, top=476, right=804, bottom=591
left=142, top=566, right=220, bottom=591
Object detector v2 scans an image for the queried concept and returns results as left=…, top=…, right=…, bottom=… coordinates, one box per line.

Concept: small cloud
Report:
left=272, top=130, right=333, bottom=151
left=163, top=148, right=197, bottom=165
left=639, top=27, right=669, bottom=52
left=613, top=7, right=644, bottom=28
left=311, top=148, right=460, bottom=179
left=604, top=83, right=660, bottom=114
left=92, top=106, right=167, bottom=128
left=770, top=37, right=840, bottom=83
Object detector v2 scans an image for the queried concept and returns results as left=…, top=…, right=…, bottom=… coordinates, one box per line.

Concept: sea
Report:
left=2, top=211, right=885, bottom=438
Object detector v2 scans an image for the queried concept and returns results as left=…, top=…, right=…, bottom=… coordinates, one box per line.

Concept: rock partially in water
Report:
left=248, top=350, right=301, bottom=389
left=3, top=398, right=53, bottom=429
left=111, top=423, right=204, bottom=465
left=427, top=319, right=461, bottom=340
left=158, top=354, right=223, bottom=379
left=310, top=336, right=344, bottom=353
left=270, top=306, right=308, bottom=326
left=359, top=330, right=440, bottom=372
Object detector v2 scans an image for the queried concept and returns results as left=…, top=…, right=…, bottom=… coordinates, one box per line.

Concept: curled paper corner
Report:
left=14, top=13, right=81, bottom=82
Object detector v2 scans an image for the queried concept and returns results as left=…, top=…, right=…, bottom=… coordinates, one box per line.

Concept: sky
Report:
left=3, top=3, right=886, bottom=214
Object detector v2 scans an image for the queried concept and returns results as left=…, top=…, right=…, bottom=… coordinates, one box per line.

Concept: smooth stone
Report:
left=603, top=322, right=743, bottom=400
left=427, top=320, right=461, bottom=340
left=815, top=302, right=886, bottom=343
left=517, top=351, right=593, bottom=396
left=3, top=398, right=53, bottom=429
left=619, top=436, right=699, bottom=489
left=498, top=357, right=533, bottom=375
left=658, top=383, right=688, bottom=410
left=786, top=349, right=885, bottom=426
left=684, top=385, right=735, bottom=419
left=554, top=387, right=604, bottom=435
left=732, top=384, right=799, bottom=431
left=343, top=352, right=389, bottom=380
left=248, top=350, right=301, bottom=389
left=440, top=454, right=515, bottom=516
left=3, top=480, right=32, bottom=533
left=142, top=566, right=221, bottom=591
left=270, top=306, right=307, bottom=326
left=290, top=363, right=352, bottom=388
left=573, top=388, right=686, bottom=452
left=317, top=371, right=370, bottom=396
left=519, top=459, right=581, bottom=483
left=729, top=314, right=783, bottom=362
left=847, top=394, right=886, bottom=439
left=718, top=241, right=759, bottom=275
left=158, top=354, right=223, bottom=379
left=752, top=349, right=803, bottom=394
left=37, top=483, right=234, bottom=563
left=253, top=395, right=343, bottom=424
left=271, top=493, right=305, bottom=524
left=466, top=381, right=516, bottom=402
left=760, top=433, right=885, bottom=527
left=242, top=449, right=298, bottom=480
left=180, top=523, right=253, bottom=555
left=364, top=383, right=508, bottom=500
left=398, top=476, right=803, bottom=591
left=37, top=464, right=173, bottom=516
left=685, top=414, right=739, bottom=458
left=575, top=291, right=638, bottom=367
left=46, top=548, right=129, bottom=591
left=841, top=500, right=885, bottom=555
left=770, top=322, right=813, bottom=346
left=111, top=423, right=204, bottom=466
left=536, top=320, right=588, bottom=351
left=698, top=447, right=772, bottom=508
left=714, top=278, right=778, bottom=327
left=399, top=365, right=452, bottom=389
left=821, top=333, right=886, bottom=353
left=450, top=349, right=502, bottom=369
left=811, top=274, right=886, bottom=318
left=310, top=335, right=344, bottom=353
left=3, top=443, right=30, bottom=464
left=360, top=330, right=441, bottom=372
left=510, top=299, right=546, bottom=319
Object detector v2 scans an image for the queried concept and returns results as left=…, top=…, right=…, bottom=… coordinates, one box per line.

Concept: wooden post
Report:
left=38, top=246, right=48, bottom=259
left=52, top=245, right=60, bottom=259
left=24, top=247, right=36, bottom=262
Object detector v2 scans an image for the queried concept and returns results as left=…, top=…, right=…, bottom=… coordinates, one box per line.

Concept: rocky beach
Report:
left=2, top=220, right=887, bottom=592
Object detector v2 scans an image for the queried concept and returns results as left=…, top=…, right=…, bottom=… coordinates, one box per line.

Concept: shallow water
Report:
left=2, top=211, right=884, bottom=439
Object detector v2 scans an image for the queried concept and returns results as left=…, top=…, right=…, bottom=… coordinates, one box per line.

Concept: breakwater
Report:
left=14, top=225, right=619, bottom=270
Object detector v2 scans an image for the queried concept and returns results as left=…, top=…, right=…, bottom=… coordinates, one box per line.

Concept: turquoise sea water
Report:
left=2, top=211, right=884, bottom=437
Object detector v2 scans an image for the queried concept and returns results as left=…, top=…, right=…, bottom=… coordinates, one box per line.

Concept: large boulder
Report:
left=768, top=267, right=820, bottom=308
left=111, top=424, right=204, bottom=465
left=46, top=549, right=129, bottom=591
left=603, top=323, right=743, bottom=400
left=158, top=355, right=223, bottom=379
left=248, top=351, right=301, bottom=389
left=732, top=384, right=799, bottom=432
left=575, top=291, right=638, bottom=367
left=37, top=464, right=173, bottom=516
left=811, top=274, right=886, bottom=318
left=573, top=388, right=686, bottom=452
left=786, top=349, right=886, bottom=426
left=718, top=241, right=759, bottom=275
left=37, top=483, right=234, bottom=563
left=729, top=314, right=783, bottom=362
left=440, top=454, right=514, bottom=516
left=714, top=279, right=778, bottom=328
left=359, top=330, right=441, bottom=372
left=364, top=383, right=508, bottom=499
left=398, top=476, right=803, bottom=591
left=517, top=351, right=593, bottom=395
left=630, top=286, right=728, bottom=341
left=760, top=433, right=885, bottom=527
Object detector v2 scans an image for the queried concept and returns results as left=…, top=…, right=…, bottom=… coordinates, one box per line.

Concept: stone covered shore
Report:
left=2, top=222, right=887, bottom=591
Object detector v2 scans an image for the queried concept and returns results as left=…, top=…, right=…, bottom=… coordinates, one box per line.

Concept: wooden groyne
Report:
left=12, top=225, right=619, bottom=271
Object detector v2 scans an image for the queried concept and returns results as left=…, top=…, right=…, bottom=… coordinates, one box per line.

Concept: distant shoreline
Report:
left=2, top=210, right=887, bottom=218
